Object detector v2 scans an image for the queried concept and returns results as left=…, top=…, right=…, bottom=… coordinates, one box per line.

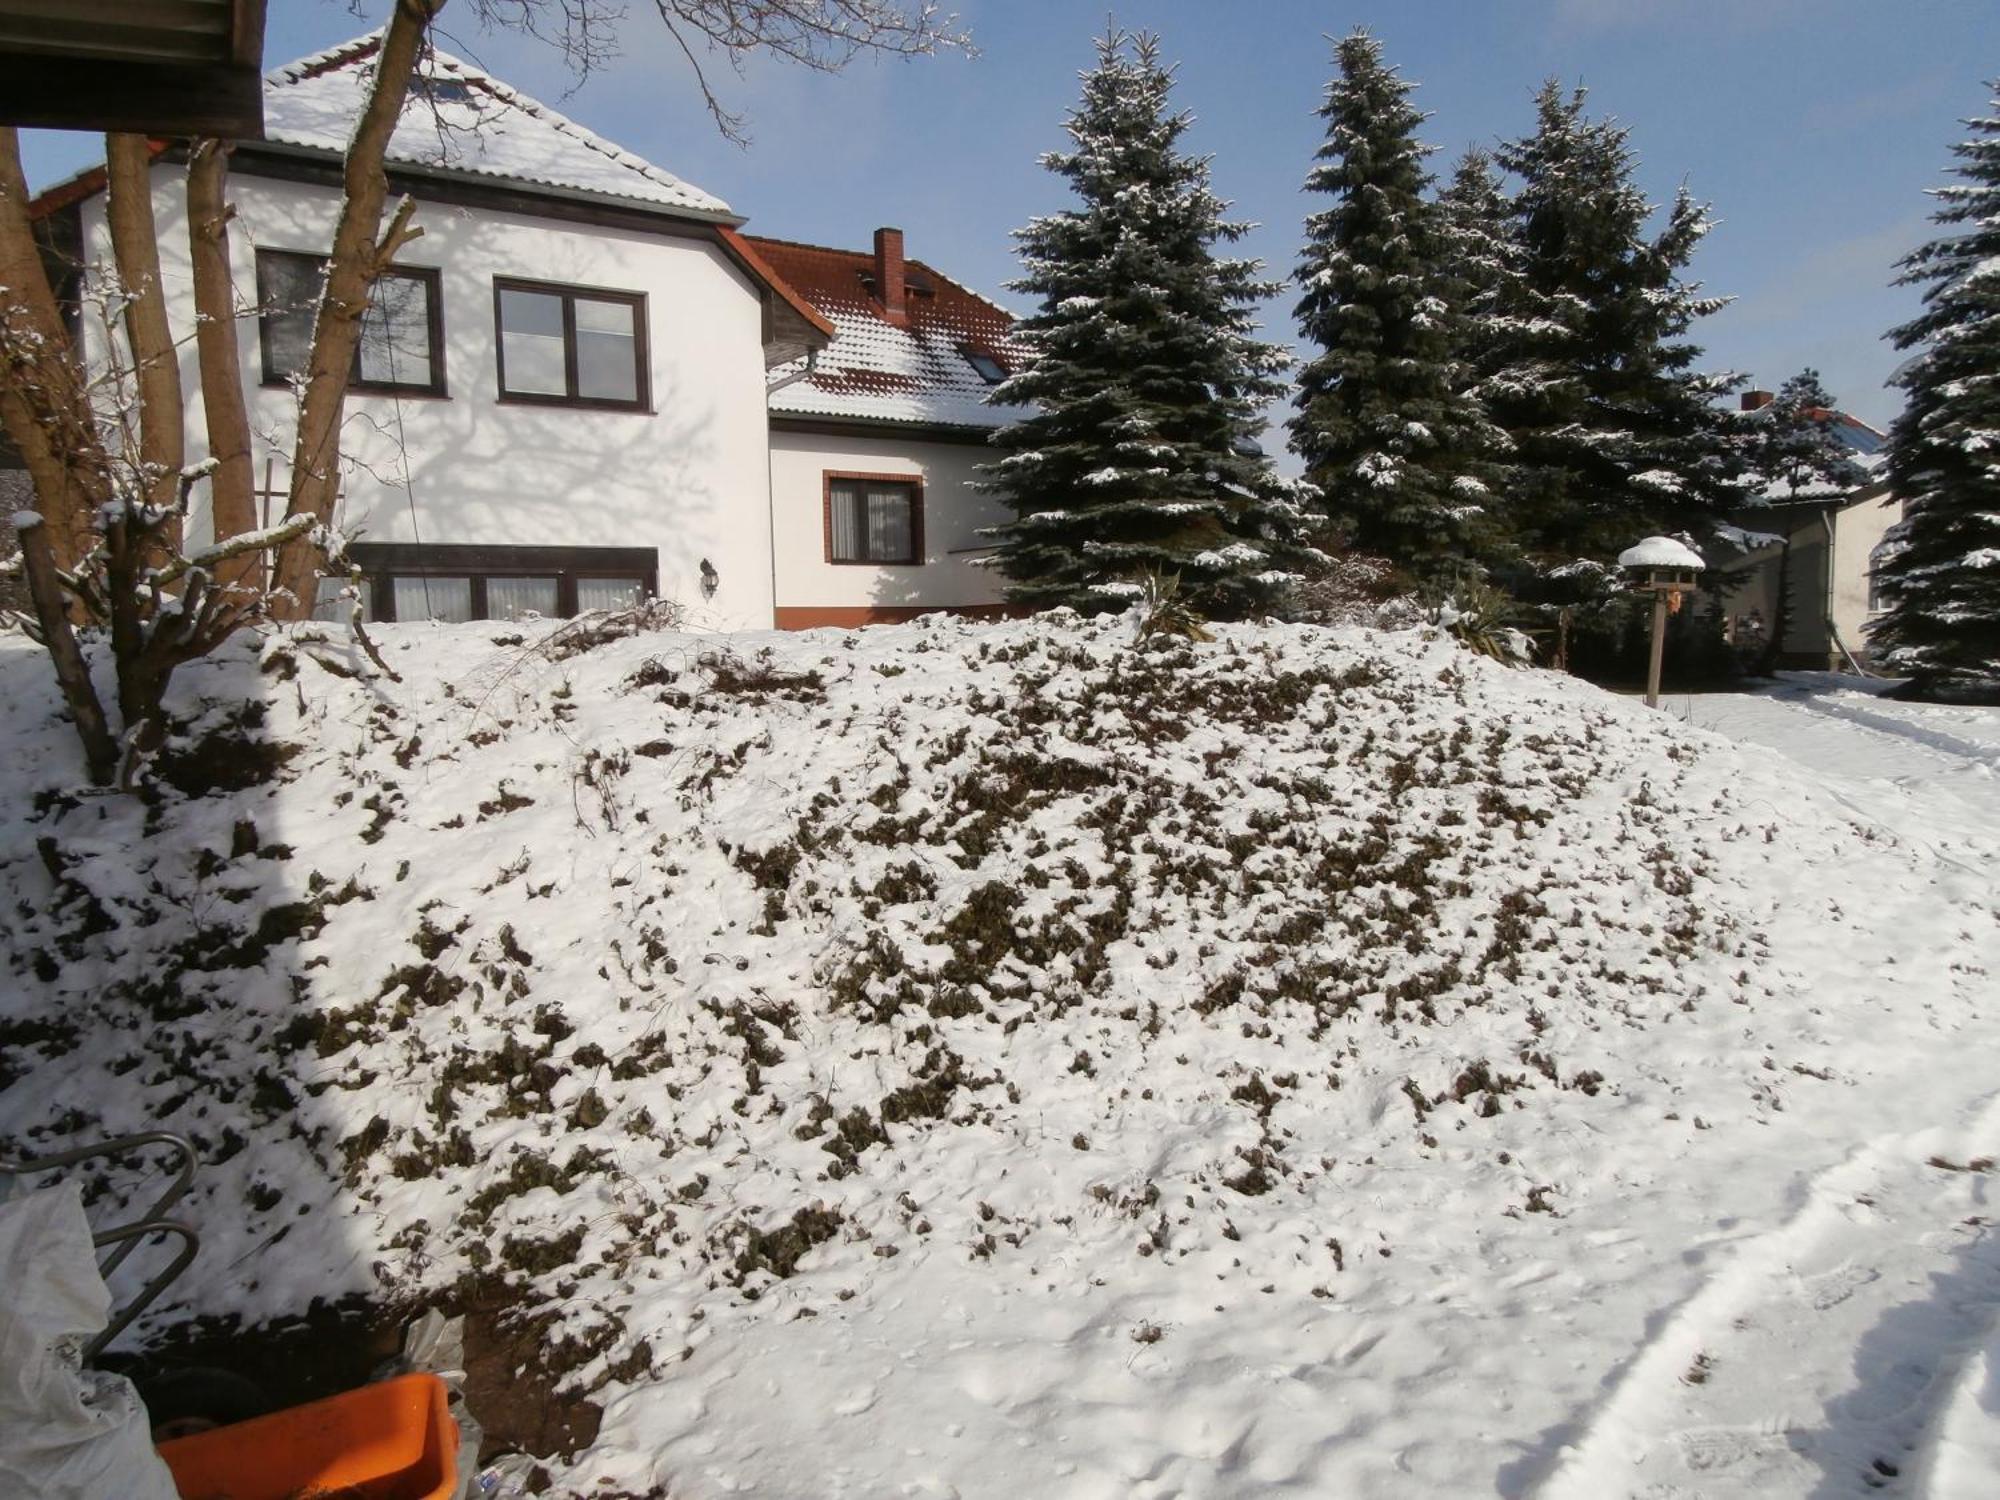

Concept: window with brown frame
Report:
left=824, top=473, right=924, bottom=565
left=256, top=249, right=446, bottom=397
left=494, top=277, right=649, bottom=411
left=325, top=543, right=657, bottom=623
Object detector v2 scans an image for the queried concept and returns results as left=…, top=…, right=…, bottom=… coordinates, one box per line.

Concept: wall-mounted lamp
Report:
left=699, top=558, right=720, bottom=601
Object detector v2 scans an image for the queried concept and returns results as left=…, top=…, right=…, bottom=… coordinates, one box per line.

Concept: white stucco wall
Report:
left=1831, top=491, right=1902, bottom=658
left=768, top=426, right=1007, bottom=620
left=78, top=164, right=776, bottom=628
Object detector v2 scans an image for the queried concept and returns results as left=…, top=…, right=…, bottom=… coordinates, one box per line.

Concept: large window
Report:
left=333, top=544, right=656, bottom=623
left=825, top=473, right=923, bottom=566
left=494, top=278, right=648, bottom=410
left=256, top=250, right=445, bottom=396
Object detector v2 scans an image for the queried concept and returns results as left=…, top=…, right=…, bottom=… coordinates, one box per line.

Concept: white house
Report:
left=1712, top=390, right=1899, bottom=669
left=749, top=231, right=1015, bottom=629
left=26, top=34, right=1017, bottom=632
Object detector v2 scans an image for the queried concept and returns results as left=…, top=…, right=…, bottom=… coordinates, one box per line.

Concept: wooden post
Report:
left=1646, top=588, right=1669, bottom=709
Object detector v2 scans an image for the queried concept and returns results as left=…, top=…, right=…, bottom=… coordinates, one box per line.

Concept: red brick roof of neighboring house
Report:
left=743, top=231, right=1020, bottom=431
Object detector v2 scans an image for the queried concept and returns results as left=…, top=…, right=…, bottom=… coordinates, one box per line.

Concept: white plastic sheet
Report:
left=0, top=1184, right=179, bottom=1499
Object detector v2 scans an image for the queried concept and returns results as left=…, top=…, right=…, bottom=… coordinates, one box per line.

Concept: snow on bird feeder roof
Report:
left=1618, top=536, right=1706, bottom=572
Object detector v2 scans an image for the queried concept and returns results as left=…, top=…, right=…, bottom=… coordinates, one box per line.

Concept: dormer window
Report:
left=416, top=76, right=477, bottom=106
left=962, top=348, right=1007, bottom=385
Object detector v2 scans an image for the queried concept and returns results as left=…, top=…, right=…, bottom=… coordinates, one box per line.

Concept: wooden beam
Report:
left=0, top=55, right=263, bottom=138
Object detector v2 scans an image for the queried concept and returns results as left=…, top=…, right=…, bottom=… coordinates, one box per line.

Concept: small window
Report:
left=826, top=474, right=923, bottom=566
left=495, top=278, right=648, bottom=410
left=1868, top=539, right=1895, bottom=613
left=962, top=348, right=1007, bottom=385
left=256, top=249, right=445, bottom=396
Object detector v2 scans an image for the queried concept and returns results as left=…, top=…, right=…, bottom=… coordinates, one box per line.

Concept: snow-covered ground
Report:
left=2, top=620, right=1997, bottom=1498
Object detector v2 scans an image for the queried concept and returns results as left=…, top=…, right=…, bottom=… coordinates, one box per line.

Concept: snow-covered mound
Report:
left=1, top=614, right=1994, bottom=1498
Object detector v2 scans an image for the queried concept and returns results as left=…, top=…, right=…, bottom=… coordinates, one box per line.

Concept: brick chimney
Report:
left=1741, top=389, right=1774, bottom=411
left=873, top=226, right=907, bottom=326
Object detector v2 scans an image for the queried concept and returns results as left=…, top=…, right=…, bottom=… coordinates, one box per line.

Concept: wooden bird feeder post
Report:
left=1617, top=537, right=1706, bottom=709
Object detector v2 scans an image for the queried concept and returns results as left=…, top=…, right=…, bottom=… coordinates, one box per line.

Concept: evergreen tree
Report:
left=1751, top=369, right=1867, bottom=500
left=1483, top=82, right=1738, bottom=573
left=1288, top=32, right=1507, bottom=581
left=982, top=30, right=1311, bottom=618
left=1867, top=83, right=2000, bottom=695
left=1435, top=146, right=1523, bottom=408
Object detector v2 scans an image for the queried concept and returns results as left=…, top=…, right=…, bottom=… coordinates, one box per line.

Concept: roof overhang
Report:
left=717, top=227, right=834, bottom=368
left=0, top=0, right=267, bottom=139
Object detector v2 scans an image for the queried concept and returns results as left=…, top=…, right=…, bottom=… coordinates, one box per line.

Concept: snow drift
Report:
left=1, top=613, right=1993, bottom=1497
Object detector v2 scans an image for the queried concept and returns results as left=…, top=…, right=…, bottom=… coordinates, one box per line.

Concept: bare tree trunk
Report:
left=187, top=139, right=259, bottom=591
left=268, top=0, right=442, bottom=618
left=0, top=127, right=114, bottom=570
left=105, top=133, right=184, bottom=551
left=15, top=514, right=117, bottom=784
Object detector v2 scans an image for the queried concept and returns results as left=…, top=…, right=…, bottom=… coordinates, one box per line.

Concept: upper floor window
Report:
left=494, top=278, right=648, bottom=410
left=826, top=473, right=923, bottom=565
left=256, top=249, right=445, bottom=396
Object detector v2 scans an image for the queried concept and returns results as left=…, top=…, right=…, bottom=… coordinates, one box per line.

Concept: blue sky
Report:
left=21, top=0, right=2000, bottom=431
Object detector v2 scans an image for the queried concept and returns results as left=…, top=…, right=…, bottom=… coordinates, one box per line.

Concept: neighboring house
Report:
left=1712, top=389, right=1897, bottom=670
left=25, top=35, right=1016, bottom=632
left=748, top=231, right=1015, bottom=628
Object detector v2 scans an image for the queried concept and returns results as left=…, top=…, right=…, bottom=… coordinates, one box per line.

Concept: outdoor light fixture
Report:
left=699, top=558, right=719, bottom=601
left=1618, top=535, right=1706, bottom=708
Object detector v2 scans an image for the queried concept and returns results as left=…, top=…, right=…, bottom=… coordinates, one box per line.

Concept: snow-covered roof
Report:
left=1734, top=404, right=1890, bottom=505
left=1619, top=536, right=1707, bottom=571
left=745, top=235, right=1022, bottom=431
left=261, top=34, right=734, bottom=222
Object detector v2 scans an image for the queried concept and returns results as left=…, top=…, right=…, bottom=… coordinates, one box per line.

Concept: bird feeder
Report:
left=1617, top=536, right=1706, bottom=708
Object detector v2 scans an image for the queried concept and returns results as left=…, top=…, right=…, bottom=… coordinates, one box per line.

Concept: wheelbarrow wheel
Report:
left=135, top=1365, right=272, bottom=1440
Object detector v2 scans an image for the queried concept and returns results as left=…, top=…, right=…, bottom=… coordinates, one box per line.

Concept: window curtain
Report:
left=576, top=577, right=643, bottom=612
left=832, top=483, right=914, bottom=562
left=392, top=576, right=472, bottom=624
left=867, top=488, right=913, bottom=561
left=484, top=576, right=559, bottom=620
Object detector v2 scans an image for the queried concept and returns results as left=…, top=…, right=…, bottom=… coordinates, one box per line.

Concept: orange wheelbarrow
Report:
left=2, top=1132, right=461, bottom=1500
left=158, top=1371, right=459, bottom=1500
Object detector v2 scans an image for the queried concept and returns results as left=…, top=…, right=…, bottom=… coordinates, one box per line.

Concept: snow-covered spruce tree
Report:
left=1752, top=368, right=1868, bottom=501
left=1868, top=83, right=2000, bottom=698
left=1287, top=32, right=1507, bottom=584
left=1435, top=146, right=1523, bottom=411
left=1484, top=82, right=1739, bottom=571
left=1479, top=82, right=1741, bottom=679
left=982, top=30, right=1311, bottom=618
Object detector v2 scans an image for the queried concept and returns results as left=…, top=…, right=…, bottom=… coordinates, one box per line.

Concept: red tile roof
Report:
left=742, top=234, right=1018, bottom=430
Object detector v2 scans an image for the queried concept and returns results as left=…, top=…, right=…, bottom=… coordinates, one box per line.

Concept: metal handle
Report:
left=0, top=1131, right=198, bottom=1277
left=82, top=1219, right=199, bottom=1361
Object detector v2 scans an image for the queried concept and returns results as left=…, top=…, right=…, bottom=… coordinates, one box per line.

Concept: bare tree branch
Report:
left=464, top=0, right=972, bottom=145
